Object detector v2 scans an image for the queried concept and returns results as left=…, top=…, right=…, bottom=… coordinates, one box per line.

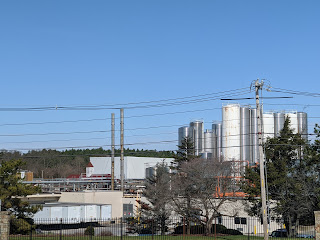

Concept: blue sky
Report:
left=0, top=1, right=319, bottom=152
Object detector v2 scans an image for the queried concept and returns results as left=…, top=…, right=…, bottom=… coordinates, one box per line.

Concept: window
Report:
left=234, top=217, right=247, bottom=225
left=123, top=204, right=133, bottom=218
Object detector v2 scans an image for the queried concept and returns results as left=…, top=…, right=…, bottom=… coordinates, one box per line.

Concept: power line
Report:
left=0, top=88, right=251, bottom=111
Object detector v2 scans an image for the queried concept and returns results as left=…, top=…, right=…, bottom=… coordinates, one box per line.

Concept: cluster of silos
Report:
left=178, top=120, right=204, bottom=156
left=178, top=104, right=308, bottom=164
left=221, top=105, right=308, bottom=163
left=262, top=111, right=308, bottom=140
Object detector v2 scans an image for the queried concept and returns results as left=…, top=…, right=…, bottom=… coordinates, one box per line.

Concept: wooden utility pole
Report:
left=255, top=79, right=268, bottom=240
left=120, top=108, right=124, bottom=192
left=111, top=113, right=115, bottom=190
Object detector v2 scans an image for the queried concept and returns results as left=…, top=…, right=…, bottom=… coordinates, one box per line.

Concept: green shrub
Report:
left=84, top=226, right=95, bottom=236
left=220, top=228, right=243, bottom=235
left=100, top=230, right=113, bottom=236
left=174, top=224, right=227, bottom=235
left=10, top=217, right=34, bottom=235
left=211, top=224, right=227, bottom=233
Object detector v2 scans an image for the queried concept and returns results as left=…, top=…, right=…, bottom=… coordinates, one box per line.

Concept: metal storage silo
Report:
left=240, top=107, right=250, bottom=162
left=204, top=129, right=214, bottom=154
left=263, top=112, right=274, bottom=140
left=212, top=122, right=222, bottom=161
left=189, top=120, right=204, bottom=156
left=297, top=112, right=308, bottom=140
left=222, top=104, right=241, bottom=161
left=178, top=126, right=189, bottom=146
left=286, top=112, right=298, bottom=134
left=274, top=112, right=285, bottom=137
left=250, top=108, right=259, bottom=163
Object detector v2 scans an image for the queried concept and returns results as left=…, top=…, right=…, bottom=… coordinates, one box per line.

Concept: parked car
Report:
left=296, top=234, right=315, bottom=238
left=270, top=229, right=288, bottom=238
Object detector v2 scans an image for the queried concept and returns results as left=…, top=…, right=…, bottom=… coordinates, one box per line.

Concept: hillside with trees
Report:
left=0, top=148, right=175, bottom=178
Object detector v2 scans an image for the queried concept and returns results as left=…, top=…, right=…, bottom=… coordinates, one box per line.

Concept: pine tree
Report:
left=173, top=137, right=196, bottom=170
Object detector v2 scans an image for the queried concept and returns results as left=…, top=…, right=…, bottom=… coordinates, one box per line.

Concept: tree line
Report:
left=0, top=148, right=175, bottom=178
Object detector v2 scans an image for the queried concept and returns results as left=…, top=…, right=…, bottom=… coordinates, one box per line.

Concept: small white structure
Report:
left=86, top=162, right=94, bottom=177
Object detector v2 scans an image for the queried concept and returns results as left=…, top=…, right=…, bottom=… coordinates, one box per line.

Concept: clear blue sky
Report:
left=0, top=1, right=319, bottom=152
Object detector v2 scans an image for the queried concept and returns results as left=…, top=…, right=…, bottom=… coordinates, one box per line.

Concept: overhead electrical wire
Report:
left=0, top=87, right=251, bottom=111
left=270, top=87, right=320, bottom=97
left=2, top=85, right=320, bottom=153
left=3, top=141, right=320, bottom=153
left=0, top=107, right=222, bottom=127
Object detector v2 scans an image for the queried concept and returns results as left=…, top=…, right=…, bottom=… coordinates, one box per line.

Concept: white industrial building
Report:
left=178, top=104, right=308, bottom=163
left=89, top=156, right=174, bottom=180
left=33, top=202, right=112, bottom=223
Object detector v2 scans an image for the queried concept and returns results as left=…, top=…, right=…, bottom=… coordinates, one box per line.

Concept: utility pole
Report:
left=111, top=113, right=115, bottom=190
left=120, top=108, right=124, bottom=192
left=255, top=79, right=268, bottom=240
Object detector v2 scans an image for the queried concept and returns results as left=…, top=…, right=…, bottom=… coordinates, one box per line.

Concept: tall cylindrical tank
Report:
left=178, top=126, right=189, bottom=146
left=297, top=112, right=308, bottom=140
left=204, top=129, right=214, bottom=154
left=250, top=108, right=259, bottom=163
left=240, top=107, right=250, bottom=162
left=212, top=122, right=222, bottom=161
left=189, top=120, right=204, bottom=156
left=274, top=112, right=285, bottom=137
left=222, top=104, right=241, bottom=161
left=263, top=113, right=274, bottom=140
left=286, top=112, right=298, bottom=134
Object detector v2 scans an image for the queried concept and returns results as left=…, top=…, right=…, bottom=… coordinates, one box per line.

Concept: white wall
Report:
left=90, top=157, right=174, bottom=179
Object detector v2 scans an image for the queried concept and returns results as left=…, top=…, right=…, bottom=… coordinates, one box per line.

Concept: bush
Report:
left=84, top=226, right=95, bottom=236
left=174, top=224, right=227, bottom=235
left=100, top=230, right=113, bottom=236
left=211, top=224, right=227, bottom=233
left=138, top=228, right=153, bottom=234
left=220, top=229, right=243, bottom=235
left=10, top=217, right=34, bottom=235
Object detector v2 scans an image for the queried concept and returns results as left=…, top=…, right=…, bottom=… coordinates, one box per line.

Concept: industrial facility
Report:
left=178, top=104, right=308, bottom=164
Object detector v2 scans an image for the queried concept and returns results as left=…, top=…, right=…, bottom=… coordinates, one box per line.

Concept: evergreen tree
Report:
left=173, top=137, right=196, bottom=169
left=242, top=117, right=320, bottom=236
left=0, top=159, right=41, bottom=218
left=141, top=162, right=171, bottom=235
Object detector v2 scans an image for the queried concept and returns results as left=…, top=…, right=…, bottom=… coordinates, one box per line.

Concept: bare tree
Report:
left=171, top=158, right=236, bottom=235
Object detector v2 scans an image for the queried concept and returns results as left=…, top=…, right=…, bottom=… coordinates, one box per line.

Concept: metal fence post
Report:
left=183, top=217, right=185, bottom=240
left=29, top=222, right=32, bottom=240
left=214, top=217, right=217, bottom=240
left=121, top=217, right=123, bottom=240
left=248, top=218, right=250, bottom=240
left=90, top=221, right=93, bottom=240
left=152, top=219, right=154, bottom=240
left=60, top=218, right=62, bottom=240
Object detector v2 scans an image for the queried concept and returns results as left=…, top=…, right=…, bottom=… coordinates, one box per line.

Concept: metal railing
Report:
left=9, top=216, right=315, bottom=239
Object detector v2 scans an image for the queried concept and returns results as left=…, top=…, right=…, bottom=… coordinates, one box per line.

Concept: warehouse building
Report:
left=89, top=156, right=174, bottom=180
